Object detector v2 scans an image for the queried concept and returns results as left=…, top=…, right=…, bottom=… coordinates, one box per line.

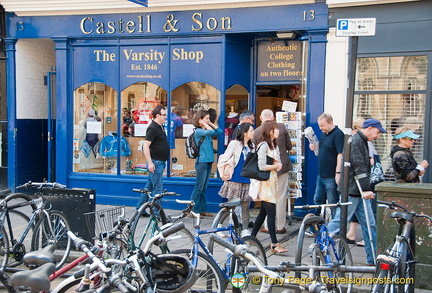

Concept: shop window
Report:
left=170, top=82, right=220, bottom=178
left=73, top=82, right=118, bottom=174
left=224, top=84, right=249, bottom=144
left=120, top=82, right=168, bottom=175
left=354, top=55, right=428, bottom=180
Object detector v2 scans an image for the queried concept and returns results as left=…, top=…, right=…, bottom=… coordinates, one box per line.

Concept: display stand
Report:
left=276, top=111, right=304, bottom=225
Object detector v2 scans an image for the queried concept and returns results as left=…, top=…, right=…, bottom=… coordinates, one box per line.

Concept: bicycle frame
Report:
left=190, top=213, right=244, bottom=282
left=314, top=223, right=344, bottom=268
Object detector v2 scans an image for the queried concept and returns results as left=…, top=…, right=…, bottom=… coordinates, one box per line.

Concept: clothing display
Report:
left=99, top=132, right=131, bottom=157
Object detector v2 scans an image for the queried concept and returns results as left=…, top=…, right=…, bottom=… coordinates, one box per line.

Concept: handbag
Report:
left=370, top=154, right=385, bottom=184
left=217, top=155, right=235, bottom=181
left=241, top=143, right=274, bottom=181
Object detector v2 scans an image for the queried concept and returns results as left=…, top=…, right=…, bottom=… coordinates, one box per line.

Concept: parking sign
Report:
left=336, top=18, right=376, bottom=37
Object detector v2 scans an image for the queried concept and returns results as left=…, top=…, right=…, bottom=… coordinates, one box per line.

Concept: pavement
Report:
left=6, top=203, right=432, bottom=292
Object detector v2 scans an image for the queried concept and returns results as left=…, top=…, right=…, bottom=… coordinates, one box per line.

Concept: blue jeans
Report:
left=314, top=175, right=339, bottom=218
left=136, top=160, right=166, bottom=209
left=190, top=162, right=212, bottom=213
left=327, top=196, right=377, bottom=265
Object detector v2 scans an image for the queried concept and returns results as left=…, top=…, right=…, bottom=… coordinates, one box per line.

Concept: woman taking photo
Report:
left=190, top=110, right=223, bottom=217
left=391, top=126, right=429, bottom=183
left=251, top=121, right=288, bottom=254
left=217, top=122, right=255, bottom=234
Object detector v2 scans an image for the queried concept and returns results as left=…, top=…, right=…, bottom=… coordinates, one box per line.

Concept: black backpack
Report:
left=185, top=131, right=205, bottom=159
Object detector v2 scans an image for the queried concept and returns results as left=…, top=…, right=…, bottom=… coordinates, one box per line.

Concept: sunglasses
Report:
left=159, top=114, right=167, bottom=116
left=404, top=137, right=414, bottom=141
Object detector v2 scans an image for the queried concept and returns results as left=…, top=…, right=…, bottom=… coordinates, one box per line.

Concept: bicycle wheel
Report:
left=231, top=235, right=268, bottom=293
left=4, top=193, right=37, bottom=214
left=0, top=227, right=10, bottom=268
left=311, top=235, right=353, bottom=293
left=372, top=255, right=395, bottom=293
left=130, top=201, right=167, bottom=250
left=171, top=249, right=224, bottom=293
left=4, top=210, right=33, bottom=268
left=211, top=208, right=242, bottom=235
left=31, top=210, right=72, bottom=270
left=395, top=237, right=415, bottom=293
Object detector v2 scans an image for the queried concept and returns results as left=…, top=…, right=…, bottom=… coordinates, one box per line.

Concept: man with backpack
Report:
left=136, top=105, right=169, bottom=216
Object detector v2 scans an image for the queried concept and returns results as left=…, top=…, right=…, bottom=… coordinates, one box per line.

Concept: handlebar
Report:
left=143, top=222, right=186, bottom=254
left=132, top=188, right=180, bottom=200
left=16, top=181, right=66, bottom=190
left=67, top=231, right=110, bottom=274
left=294, top=202, right=352, bottom=210
left=377, top=200, right=432, bottom=222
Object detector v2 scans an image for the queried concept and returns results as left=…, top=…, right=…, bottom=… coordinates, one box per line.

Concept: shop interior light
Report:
left=276, top=32, right=297, bottom=39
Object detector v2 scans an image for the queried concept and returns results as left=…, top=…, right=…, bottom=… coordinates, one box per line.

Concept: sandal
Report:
left=270, top=243, right=288, bottom=254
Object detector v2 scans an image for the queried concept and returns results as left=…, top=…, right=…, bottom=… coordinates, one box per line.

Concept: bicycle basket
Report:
left=148, top=254, right=197, bottom=293
left=84, top=206, right=125, bottom=239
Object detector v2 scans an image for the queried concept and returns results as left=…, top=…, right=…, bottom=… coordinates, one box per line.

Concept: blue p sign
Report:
left=338, top=20, right=349, bottom=30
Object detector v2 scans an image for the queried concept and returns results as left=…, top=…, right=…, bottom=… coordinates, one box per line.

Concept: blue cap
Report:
left=363, top=118, right=387, bottom=133
left=394, top=130, right=420, bottom=140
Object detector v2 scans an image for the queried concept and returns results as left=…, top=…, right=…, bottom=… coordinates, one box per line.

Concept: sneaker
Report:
left=305, top=230, right=315, bottom=237
left=241, top=229, right=251, bottom=237
left=216, top=231, right=228, bottom=238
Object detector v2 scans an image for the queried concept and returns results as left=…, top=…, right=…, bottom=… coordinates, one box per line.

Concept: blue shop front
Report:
left=6, top=4, right=327, bottom=211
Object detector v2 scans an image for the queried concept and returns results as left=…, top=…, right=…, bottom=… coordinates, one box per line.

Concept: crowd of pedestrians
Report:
left=136, top=105, right=429, bottom=264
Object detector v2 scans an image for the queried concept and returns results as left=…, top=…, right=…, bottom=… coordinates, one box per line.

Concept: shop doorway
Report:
left=255, top=85, right=303, bottom=124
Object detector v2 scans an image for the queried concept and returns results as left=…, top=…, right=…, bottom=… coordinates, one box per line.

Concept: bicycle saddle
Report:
left=390, top=211, right=414, bottom=223
left=10, top=262, right=56, bottom=292
left=218, top=198, right=241, bottom=208
left=23, top=244, right=56, bottom=267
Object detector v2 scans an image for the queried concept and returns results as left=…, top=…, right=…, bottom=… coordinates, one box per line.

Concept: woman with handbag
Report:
left=250, top=121, right=288, bottom=254
left=217, top=123, right=255, bottom=234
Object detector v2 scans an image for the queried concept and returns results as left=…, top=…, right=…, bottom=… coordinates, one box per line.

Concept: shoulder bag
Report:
left=241, top=143, right=275, bottom=181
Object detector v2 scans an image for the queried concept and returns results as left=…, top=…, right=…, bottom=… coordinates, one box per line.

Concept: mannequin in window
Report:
left=80, top=109, right=102, bottom=158
left=225, top=106, right=239, bottom=140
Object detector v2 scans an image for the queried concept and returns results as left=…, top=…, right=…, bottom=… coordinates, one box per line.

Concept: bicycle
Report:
left=371, top=200, right=432, bottom=293
left=172, top=198, right=267, bottom=293
left=294, top=202, right=354, bottom=293
left=2, top=222, right=197, bottom=293
left=209, top=233, right=376, bottom=292
left=129, top=188, right=194, bottom=253
left=0, top=181, right=72, bottom=270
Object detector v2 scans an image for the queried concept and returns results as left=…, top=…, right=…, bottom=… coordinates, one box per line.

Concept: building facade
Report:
left=4, top=1, right=327, bottom=210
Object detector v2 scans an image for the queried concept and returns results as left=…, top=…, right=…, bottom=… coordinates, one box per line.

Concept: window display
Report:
left=73, top=81, right=224, bottom=178
left=73, top=82, right=118, bottom=173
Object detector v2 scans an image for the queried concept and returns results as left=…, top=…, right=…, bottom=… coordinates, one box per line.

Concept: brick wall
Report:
left=16, top=39, right=55, bottom=119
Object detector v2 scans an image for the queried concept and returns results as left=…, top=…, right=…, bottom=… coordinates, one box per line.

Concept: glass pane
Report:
left=353, top=93, right=426, bottom=180
left=121, top=82, right=167, bottom=175
left=225, top=84, right=250, bottom=143
left=170, top=82, right=220, bottom=178
left=356, top=56, right=428, bottom=91
left=73, top=82, right=118, bottom=174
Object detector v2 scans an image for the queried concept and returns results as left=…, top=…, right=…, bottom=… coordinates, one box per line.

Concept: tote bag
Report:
left=241, top=143, right=274, bottom=181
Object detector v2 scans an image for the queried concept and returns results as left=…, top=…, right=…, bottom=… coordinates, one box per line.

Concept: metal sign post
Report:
left=336, top=18, right=376, bottom=240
